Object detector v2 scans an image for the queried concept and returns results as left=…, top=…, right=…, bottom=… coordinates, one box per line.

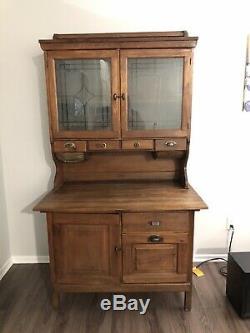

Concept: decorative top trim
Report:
left=39, top=31, right=198, bottom=51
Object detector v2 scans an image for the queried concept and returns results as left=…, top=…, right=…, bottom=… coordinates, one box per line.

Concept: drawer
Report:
left=122, top=212, right=189, bottom=233
left=155, top=138, right=186, bottom=151
left=88, top=140, right=120, bottom=151
left=122, top=140, right=154, bottom=150
left=53, top=140, right=87, bottom=153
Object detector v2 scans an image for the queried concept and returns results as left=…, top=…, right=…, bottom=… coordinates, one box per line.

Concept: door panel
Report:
left=120, top=49, right=192, bottom=138
left=52, top=214, right=121, bottom=285
left=122, top=231, right=189, bottom=283
left=47, top=50, right=120, bottom=139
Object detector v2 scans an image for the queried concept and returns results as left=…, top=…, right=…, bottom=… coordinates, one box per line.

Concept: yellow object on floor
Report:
left=192, top=266, right=205, bottom=277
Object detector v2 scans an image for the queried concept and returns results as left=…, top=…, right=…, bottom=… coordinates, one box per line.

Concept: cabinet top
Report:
left=33, top=181, right=207, bottom=213
left=39, top=31, right=198, bottom=51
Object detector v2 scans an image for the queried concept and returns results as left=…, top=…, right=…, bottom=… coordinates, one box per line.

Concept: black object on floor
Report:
left=226, top=252, right=250, bottom=318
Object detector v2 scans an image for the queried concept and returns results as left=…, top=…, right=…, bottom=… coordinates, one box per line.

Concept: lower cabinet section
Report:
left=48, top=211, right=193, bottom=291
left=52, top=213, right=121, bottom=286
left=122, top=232, right=188, bottom=283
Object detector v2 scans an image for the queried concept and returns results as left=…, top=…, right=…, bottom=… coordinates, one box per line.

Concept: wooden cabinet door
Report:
left=120, top=49, right=192, bottom=138
left=46, top=50, right=120, bottom=139
left=51, top=214, right=121, bottom=286
left=122, top=232, right=189, bottom=283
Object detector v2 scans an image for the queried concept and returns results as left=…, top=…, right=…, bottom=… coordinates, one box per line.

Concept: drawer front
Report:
left=122, top=140, right=154, bottom=150
left=123, top=212, right=189, bottom=233
left=155, top=138, right=186, bottom=151
left=88, top=140, right=120, bottom=151
left=122, top=232, right=189, bottom=283
left=53, top=140, right=87, bottom=153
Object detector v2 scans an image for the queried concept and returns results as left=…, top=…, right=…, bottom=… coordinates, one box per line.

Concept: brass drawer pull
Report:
left=148, top=235, right=163, bottom=243
left=134, top=142, right=140, bottom=148
left=150, top=221, right=161, bottom=227
left=165, top=140, right=177, bottom=147
left=102, top=142, right=107, bottom=149
left=64, top=142, right=76, bottom=151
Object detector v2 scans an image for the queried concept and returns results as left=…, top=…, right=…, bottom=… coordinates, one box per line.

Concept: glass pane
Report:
left=55, top=59, right=112, bottom=131
left=127, top=58, right=183, bottom=130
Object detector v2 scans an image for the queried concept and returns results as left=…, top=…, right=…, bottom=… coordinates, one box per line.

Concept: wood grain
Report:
left=34, top=181, right=207, bottom=213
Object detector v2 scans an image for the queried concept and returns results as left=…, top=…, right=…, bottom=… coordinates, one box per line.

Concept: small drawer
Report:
left=122, top=212, right=189, bottom=233
left=155, top=138, right=187, bottom=151
left=122, top=140, right=154, bottom=150
left=123, top=231, right=188, bottom=244
left=53, top=140, right=87, bottom=153
left=88, top=140, right=120, bottom=151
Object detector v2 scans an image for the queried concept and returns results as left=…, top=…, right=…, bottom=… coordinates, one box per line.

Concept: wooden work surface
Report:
left=34, top=181, right=207, bottom=213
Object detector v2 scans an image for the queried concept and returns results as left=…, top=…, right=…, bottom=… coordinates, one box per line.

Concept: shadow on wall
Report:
left=18, top=1, right=129, bottom=258
left=0, top=145, right=10, bottom=266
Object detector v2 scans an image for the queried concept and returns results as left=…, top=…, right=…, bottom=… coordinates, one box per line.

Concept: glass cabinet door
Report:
left=47, top=50, right=120, bottom=138
left=120, top=49, right=191, bottom=138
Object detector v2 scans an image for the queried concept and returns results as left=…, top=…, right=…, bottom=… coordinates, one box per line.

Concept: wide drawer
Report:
left=122, top=140, right=154, bottom=150
left=122, top=212, right=189, bottom=233
left=53, top=140, right=87, bottom=153
left=88, top=140, right=120, bottom=151
left=155, top=138, right=186, bottom=151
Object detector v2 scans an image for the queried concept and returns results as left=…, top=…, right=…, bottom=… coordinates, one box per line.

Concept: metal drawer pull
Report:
left=165, top=140, right=177, bottom=147
left=150, top=221, right=161, bottom=226
left=64, top=142, right=76, bottom=151
left=148, top=235, right=163, bottom=243
left=101, top=143, right=107, bottom=149
left=134, top=142, right=140, bottom=148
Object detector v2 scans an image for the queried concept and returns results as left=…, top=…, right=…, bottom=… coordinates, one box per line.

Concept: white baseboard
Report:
left=12, top=255, right=49, bottom=264
left=0, top=257, right=13, bottom=280
left=193, top=253, right=228, bottom=263
left=0, top=253, right=227, bottom=280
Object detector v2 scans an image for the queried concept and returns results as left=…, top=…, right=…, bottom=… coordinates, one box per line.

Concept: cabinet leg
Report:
left=52, top=290, right=60, bottom=309
left=184, top=291, right=192, bottom=311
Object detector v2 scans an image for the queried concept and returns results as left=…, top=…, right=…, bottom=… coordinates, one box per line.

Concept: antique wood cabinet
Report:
left=34, top=31, right=207, bottom=311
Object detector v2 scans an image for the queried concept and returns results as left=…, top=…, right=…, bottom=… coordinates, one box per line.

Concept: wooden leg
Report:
left=184, top=291, right=192, bottom=311
left=52, top=290, right=60, bottom=309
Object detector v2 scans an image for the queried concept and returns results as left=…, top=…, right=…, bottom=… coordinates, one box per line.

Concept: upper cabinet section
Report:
left=120, top=49, right=191, bottom=138
left=40, top=32, right=197, bottom=140
left=47, top=50, right=120, bottom=139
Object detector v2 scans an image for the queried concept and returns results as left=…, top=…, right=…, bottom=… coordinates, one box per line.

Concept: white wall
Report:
left=1, top=0, right=250, bottom=262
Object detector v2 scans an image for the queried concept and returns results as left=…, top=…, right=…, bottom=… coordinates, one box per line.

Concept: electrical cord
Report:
left=195, top=225, right=235, bottom=277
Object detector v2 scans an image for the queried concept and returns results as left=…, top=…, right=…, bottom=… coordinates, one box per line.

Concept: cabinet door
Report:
left=123, top=232, right=189, bottom=283
left=47, top=50, right=120, bottom=139
left=120, top=49, right=192, bottom=138
left=52, top=214, right=121, bottom=286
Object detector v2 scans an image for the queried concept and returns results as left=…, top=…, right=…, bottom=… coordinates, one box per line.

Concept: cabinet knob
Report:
left=148, top=235, right=163, bottom=243
left=113, top=93, right=119, bottom=100
left=134, top=142, right=140, bottom=148
left=113, top=93, right=126, bottom=101
left=165, top=140, right=177, bottom=147
left=115, top=246, right=122, bottom=253
left=102, top=143, right=107, bottom=149
left=64, top=142, right=76, bottom=151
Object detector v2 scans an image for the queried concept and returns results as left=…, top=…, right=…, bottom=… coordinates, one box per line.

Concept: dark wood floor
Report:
left=0, top=263, right=250, bottom=333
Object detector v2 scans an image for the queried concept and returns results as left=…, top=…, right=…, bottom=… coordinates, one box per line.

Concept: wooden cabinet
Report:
left=35, top=31, right=207, bottom=311
left=51, top=214, right=120, bottom=285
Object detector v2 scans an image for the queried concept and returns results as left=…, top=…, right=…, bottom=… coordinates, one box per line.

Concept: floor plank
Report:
left=0, top=263, right=250, bottom=333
